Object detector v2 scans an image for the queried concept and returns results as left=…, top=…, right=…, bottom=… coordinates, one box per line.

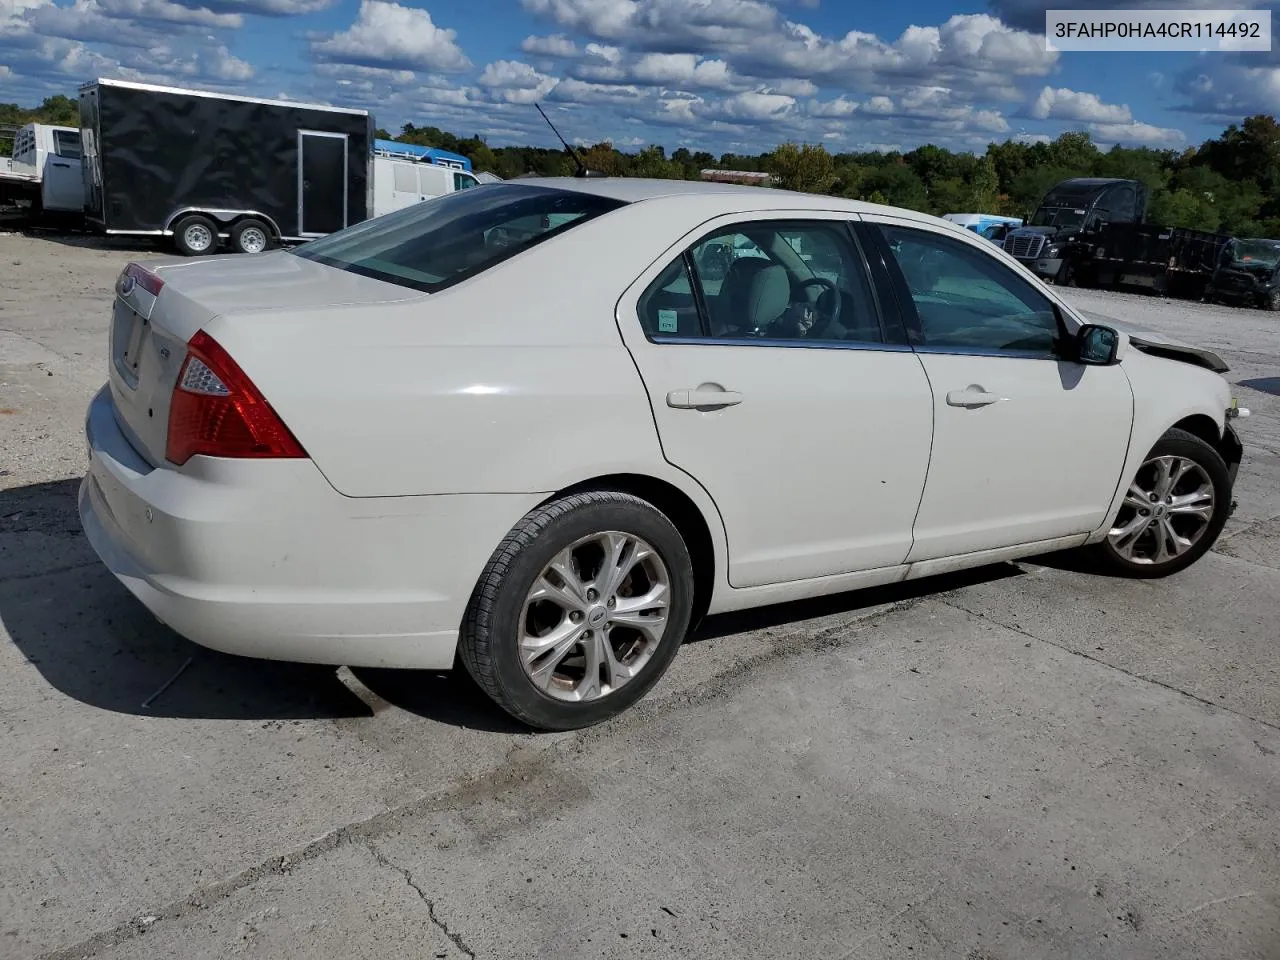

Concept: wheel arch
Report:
left=540, top=472, right=720, bottom=630
left=164, top=207, right=283, bottom=239
left=1170, top=413, right=1220, bottom=447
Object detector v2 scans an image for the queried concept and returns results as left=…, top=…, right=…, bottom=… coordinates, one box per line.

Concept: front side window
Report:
left=454, top=172, right=479, bottom=190
left=639, top=220, right=883, bottom=344
left=53, top=129, right=81, bottom=160
left=878, top=224, right=1061, bottom=356
left=294, top=184, right=625, bottom=293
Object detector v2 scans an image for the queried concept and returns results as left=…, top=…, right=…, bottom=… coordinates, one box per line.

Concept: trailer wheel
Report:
left=231, top=219, right=272, bottom=255
left=173, top=215, right=219, bottom=257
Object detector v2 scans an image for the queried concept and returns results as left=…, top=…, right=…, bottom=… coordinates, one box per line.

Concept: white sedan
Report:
left=80, top=178, right=1246, bottom=730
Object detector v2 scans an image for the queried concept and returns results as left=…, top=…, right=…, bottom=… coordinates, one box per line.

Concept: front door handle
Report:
left=667, top=388, right=743, bottom=409
left=946, top=386, right=1005, bottom=408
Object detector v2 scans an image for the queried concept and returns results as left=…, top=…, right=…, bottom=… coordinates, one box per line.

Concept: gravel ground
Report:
left=1, top=233, right=1278, bottom=960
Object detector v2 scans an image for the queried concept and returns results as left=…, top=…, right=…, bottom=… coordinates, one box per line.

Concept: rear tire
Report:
left=459, top=491, right=695, bottom=731
left=1082, top=428, right=1231, bottom=579
left=173, top=215, right=218, bottom=256
left=231, top=218, right=271, bottom=255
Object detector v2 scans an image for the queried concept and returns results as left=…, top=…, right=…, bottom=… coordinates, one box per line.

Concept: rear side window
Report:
left=294, top=184, right=626, bottom=293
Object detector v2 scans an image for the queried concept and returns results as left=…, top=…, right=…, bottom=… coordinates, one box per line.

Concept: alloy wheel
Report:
left=1107, top=454, right=1215, bottom=565
left=519, top=531, right=670, bottom=702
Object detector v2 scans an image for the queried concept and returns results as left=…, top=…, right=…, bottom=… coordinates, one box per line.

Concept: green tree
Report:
left=767, top=142, right=836, bottom=193
left=627, top=145, right=681, bottom=179
left=1149, top=188, right=1220, bottom=231
left=859, top=163, right=929, bottom=211
left=1047, top=130, right=1098, bottom=172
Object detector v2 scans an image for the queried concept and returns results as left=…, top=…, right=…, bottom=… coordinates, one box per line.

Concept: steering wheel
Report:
left=798, top=276, right=842, bottom=333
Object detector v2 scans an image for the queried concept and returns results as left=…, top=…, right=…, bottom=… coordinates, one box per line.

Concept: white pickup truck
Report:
left=0, top=123, right=86, bottom=217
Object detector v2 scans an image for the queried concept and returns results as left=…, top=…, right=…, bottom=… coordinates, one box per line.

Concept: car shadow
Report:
left=1239, top=376, right=1280, bottom=398
left=347, top=666, right=529, bottom=734
left=1, top=476, right=1042, bottom=730
left=690, top=562, right=1024, bottom=642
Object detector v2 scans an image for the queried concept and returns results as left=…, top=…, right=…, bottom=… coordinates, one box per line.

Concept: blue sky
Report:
left=2, top=0, right=1278, bottom=154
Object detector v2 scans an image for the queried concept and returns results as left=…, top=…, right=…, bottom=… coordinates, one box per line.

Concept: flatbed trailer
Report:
left=1070, top=222, right=1233, bottom=300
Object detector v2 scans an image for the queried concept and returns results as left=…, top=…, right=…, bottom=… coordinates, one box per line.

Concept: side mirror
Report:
left=1076, top=324, right=1120, bottom=365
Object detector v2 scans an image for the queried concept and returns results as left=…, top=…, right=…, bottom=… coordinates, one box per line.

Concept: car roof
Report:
left=505, top=176, right=960, bottom=227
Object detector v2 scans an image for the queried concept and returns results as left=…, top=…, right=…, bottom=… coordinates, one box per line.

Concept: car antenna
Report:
left=535, top=103, right=606, bottom=178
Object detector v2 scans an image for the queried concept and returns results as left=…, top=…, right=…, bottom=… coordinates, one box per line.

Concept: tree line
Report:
left=8, top=94, right=1279, bottom=238
left=390, top=114, right=1280, bottom=239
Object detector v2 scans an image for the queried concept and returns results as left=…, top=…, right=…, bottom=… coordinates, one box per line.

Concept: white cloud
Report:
left=199, top=43, right=252, bottom=79
left=1090, top=120, right=1185, bottom=145
left=311, top=1, right=471, bottom=72
left=521, top=0, right=637, bottom=38
left=548, top=76, right=645, bottom=102
left=1030, top=87, right=1132, bottom=123
left=478, top=59, right=559, bottom=103
left=630, top=52, right=736, bottom=88
left=1175, top=64, right=1280, bottom=117
left=989, top=0, right=1271, bottom=31
left=521, top=32, right=578, bottom=57
left=169, top=0, right=334, bottom=14
left=808, top=95, right=857, bottom=118
left=95, top=0, right=241, bottom=27
left=315, top=62, right=417, bottom=85
left=770, top=76, right=816, bottom=96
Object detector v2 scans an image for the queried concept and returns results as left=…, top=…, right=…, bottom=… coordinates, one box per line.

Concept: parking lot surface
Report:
left=2, top=233, right=1278, bottom=960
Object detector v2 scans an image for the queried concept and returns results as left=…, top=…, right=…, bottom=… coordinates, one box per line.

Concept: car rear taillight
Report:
left=119, top=262, right=164, bottom=297
left=165, top=330, right=306, bottom=466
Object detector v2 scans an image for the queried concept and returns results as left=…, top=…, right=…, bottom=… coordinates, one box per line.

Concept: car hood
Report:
left=1077, top=309, right=1229, bottom=374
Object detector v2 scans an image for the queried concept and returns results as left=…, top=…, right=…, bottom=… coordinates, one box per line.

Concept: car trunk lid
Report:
left=106, top=252, right=421, bottom=466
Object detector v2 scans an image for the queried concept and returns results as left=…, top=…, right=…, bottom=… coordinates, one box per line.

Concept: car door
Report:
left=43, top=129, right=83, bottom=213
left=860, top=217, right=1134, bottom=562
left=616, top=214, right=935, bottom=589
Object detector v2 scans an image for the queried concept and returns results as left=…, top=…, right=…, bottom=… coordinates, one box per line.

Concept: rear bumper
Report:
left=78, top=385, right=540, bottom=669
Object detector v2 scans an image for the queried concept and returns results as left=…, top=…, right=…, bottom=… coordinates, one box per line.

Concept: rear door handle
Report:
left=946, top=387, right=1005, bottom=408
left=667, top=388, right=743, bottom=409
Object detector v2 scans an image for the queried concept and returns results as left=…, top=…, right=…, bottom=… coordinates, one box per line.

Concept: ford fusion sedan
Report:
left=80, top=178, right=1245, bottom=730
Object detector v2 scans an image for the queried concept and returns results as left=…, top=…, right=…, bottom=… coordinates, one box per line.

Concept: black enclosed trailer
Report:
left=79, top=79, right=373, bottom=255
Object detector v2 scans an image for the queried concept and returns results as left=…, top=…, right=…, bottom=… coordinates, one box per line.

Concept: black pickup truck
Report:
left=1204, top=238, right=1280, bottom=311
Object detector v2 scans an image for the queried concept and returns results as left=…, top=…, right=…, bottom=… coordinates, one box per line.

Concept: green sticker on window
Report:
left=657, top=309, right=679, bottom=334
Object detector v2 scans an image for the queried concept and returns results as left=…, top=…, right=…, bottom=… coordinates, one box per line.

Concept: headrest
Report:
left=724, top=257, right=790, bottom=329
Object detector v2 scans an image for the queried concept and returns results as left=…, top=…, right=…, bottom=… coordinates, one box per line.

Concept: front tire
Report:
left=459, top=491, right=695, bottom=731
left=1086, top=428, right=1232, bottom=578
left=173, top=215, right=218, bottom=256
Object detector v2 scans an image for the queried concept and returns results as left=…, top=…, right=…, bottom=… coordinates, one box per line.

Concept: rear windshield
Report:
left=294, top=183, right=626, bottom=293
